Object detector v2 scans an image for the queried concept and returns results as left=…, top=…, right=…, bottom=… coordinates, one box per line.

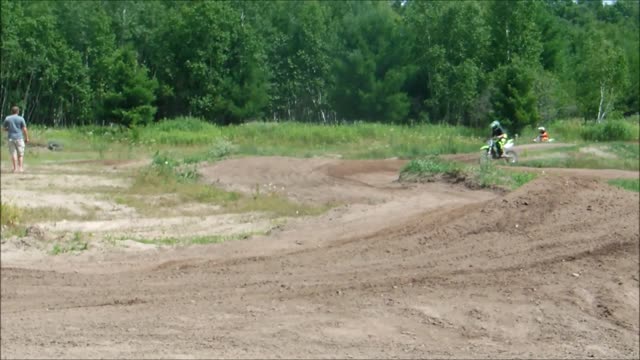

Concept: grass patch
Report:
left=1, top=202, right=24, bottom=238
left=517, top=141, right=638, bottom=171
left=132, top=232, right=261, bottom=246
left=607, top=142, right=639, bottom=160
left=400, top=157, right=536, bottom=190
left=518, top=153, right=639, bottom=171
left=399, top=157, right=464, bottom=182
left=50, top=231, right=89, bottom=255
left=608, top=178, right=640, bottom=192
left=474, top=162, right=537, bottom=190
left=1, top=202, right=22, bottom=227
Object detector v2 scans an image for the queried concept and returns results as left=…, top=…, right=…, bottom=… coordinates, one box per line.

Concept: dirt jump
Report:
left=1, top=154, right=639, bottom=358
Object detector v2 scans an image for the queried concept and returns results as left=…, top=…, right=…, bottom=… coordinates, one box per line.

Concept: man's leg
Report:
left=8, top=142, right=17, bottom=172
left=16, top=140, right=25, bottom=172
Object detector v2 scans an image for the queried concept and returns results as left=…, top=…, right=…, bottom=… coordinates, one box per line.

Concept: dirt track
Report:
left=1, top=155, right=639, bottom=359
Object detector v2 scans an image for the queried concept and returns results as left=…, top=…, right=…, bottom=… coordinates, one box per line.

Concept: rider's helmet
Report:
left=490, top=120, right=500, bottom=129
left=538, top=126, right=546, bottom=133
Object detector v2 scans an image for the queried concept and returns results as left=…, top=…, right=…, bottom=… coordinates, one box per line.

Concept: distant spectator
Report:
left=3, top=106, right=29, bottom=173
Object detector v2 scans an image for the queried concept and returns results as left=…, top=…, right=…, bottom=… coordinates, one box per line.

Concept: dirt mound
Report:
left=170, top=174, right=638, bottom=358
left=200, top=156, right=410, bottom=204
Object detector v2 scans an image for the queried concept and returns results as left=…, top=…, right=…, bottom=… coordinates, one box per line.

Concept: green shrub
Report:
left=580, top=120, right=634, bottom=142
left=400, top=157, right=463, bottom=181
left=1, top=202, right=22, bottom=227
left=608, top=178, right=640, bottom=192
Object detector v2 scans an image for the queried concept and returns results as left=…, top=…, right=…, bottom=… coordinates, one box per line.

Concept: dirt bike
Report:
left=480, top=138, right=518, bottom=164
left=533, top=136, right=555, bottom=143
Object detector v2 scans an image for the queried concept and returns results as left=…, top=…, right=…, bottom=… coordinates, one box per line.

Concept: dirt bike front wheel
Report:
left=504, top=150, right=518, bottom=164
left=480, top=152, right=491, bottom=165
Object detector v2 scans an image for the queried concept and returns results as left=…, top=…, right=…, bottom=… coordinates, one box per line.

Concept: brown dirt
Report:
left=1, top=156, right=639, bottom=359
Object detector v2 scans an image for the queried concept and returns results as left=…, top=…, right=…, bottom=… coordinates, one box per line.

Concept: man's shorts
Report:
left=8, top=139, right=25, bottom=157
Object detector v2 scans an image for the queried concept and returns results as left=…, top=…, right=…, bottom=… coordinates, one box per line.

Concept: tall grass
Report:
left=19, top=116, right=638, bottom=163
left=520, top=116, right=639, bottom=143
left=517, top=142, right=639, bottom=171
left=221, top=121, right=484, bottom=158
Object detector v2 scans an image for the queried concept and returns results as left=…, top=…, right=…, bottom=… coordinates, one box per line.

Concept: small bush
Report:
left=148, top=151, right=199, bottom=182
left=208, top=138, right=235, bottom=159
left=51, top=232, right=89, bottom=255
left=580, top=120, right=634, bottom=142
left=400, top=157, right=463, bottom=181
left=1, top=202, right=22, bottom=227
left=474, top=161, right=537, bottom=189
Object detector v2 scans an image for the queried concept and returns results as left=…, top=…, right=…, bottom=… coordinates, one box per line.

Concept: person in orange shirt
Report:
left=535, top=127, right=549, bottom=142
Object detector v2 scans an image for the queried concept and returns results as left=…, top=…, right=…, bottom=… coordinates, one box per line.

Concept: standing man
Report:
left=3, top=106, right=29, bottom=173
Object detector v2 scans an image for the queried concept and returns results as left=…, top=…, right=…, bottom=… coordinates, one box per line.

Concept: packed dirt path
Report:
left=1, top=156, right=639, bottom=359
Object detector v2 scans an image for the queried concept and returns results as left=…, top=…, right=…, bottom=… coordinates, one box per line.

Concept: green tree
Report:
left=404, top=0, right=488, bottom=124
left=1, top=1, right=92, bottom=125
left=331, top=1, right=411, bottom=123
left=575, top=29, right=629, bottom=122
left=490, top=56, right=539, bottom=134
left=487, top=0, right=543, bottom=69
left=102, top=48, right=158, bottom=127
left=151, top=2, right=268, bottom=124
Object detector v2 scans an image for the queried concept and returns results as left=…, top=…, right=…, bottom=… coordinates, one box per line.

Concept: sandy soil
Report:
left=1, top=150, right=639, bottom=359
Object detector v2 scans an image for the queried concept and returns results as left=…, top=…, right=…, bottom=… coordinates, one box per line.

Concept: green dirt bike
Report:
left=480, top=138, right=518, bottom=164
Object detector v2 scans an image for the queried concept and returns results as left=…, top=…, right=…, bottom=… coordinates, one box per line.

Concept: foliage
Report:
left=490, top=56, right=540, bottom=134
left=579, top=120, right=635, bottom=142
left=102, top=47, right=158, bottom=127
left=1, top=0, right=637, bottom=126
left=608, top=178, right=639, bottom=193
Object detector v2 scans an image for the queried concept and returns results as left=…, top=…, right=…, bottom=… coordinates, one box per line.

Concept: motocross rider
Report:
left=490, top=120, right=508, bottom=157
left=536, top=127, right=549, bottom=142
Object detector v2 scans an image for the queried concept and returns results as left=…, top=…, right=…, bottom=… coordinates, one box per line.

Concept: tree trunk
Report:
left=0, top=84, right=7, bottom=117
left=22, top=71, right=35, bottom=118
left=597, top=82, right=605, bottom=123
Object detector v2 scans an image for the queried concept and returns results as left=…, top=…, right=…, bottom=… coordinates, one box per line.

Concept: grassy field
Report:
left=2, top=117, right=638, bottom=249
left=517, top=142, right=639, bottom=171
left=3, top=116, right=637, bottom=162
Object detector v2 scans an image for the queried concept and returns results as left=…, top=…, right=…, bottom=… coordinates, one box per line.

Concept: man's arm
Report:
left=22, top=126, right=29, bottom=143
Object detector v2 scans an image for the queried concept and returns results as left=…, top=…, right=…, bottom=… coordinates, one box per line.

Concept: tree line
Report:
left=1, top=0, right=638, bottom=132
